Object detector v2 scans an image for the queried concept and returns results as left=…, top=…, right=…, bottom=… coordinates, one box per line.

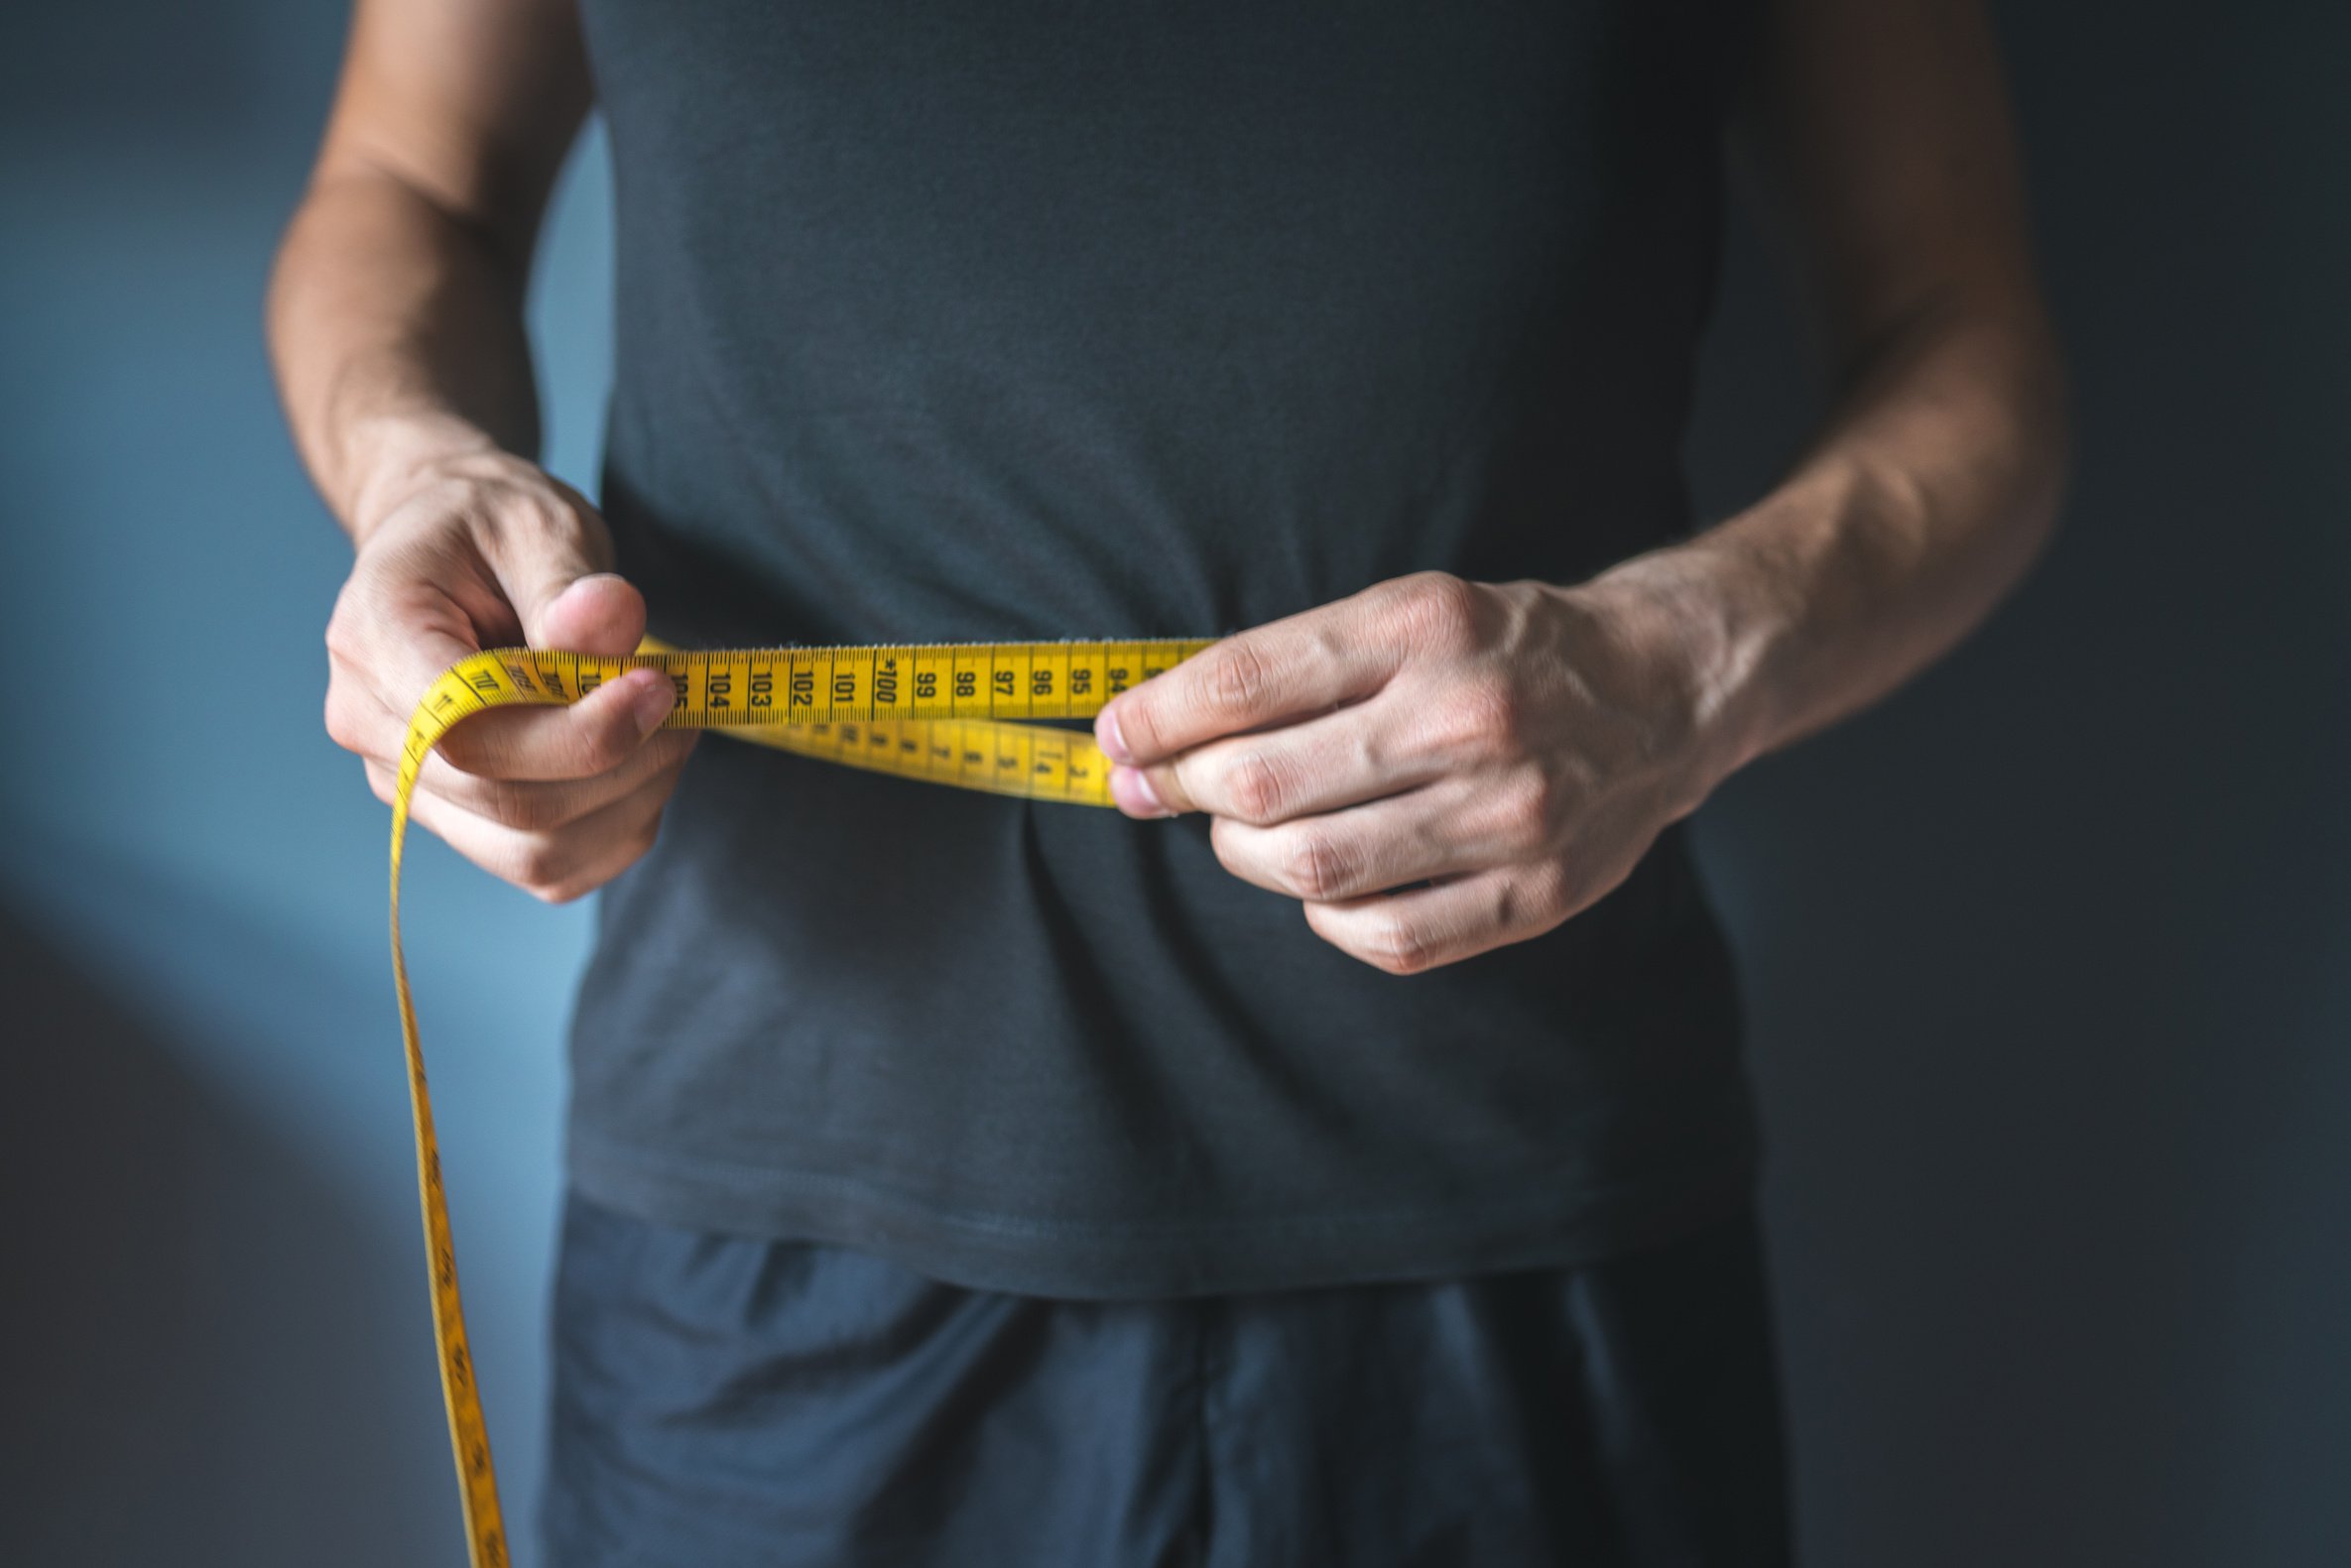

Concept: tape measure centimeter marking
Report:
left=389, top=634, right=1210, bottom=1568
left=403, top=638, right=1212, bottom=807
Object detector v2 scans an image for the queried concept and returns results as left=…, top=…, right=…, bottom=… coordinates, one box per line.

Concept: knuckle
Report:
left=1368, top=911, right=1433, bottom=975
left=1394, top=571, right=1482, bottom=653
left=1203, top=640, right=1274, bottom=720
left=507, top=835, right=570, bottom=896
left=1280, top=827, right=1351, bottom=901
left=1225, top=750, right=1290, bottom=823
left=322, top=611, right=363, bottom=666
left=323, top=690, right=366, bottom=754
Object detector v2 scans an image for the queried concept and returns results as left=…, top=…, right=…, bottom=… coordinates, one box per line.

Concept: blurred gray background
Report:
left=3, top=3, right=2344, bottom=1564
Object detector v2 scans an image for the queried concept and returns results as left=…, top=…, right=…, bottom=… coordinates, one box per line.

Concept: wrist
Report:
left=1565, top=540, right=1794, bottom=811
left=338, top=412, right=511, bottom=547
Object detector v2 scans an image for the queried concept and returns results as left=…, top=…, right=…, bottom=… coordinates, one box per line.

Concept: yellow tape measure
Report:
left=388, top=634, right=1210, bottom=1567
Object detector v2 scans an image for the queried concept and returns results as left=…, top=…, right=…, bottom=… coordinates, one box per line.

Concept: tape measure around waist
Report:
left=388, top=634, right=1211, bottom=1567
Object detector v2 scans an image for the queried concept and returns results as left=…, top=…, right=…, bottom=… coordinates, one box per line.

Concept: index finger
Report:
left=1095, top=602, right=1401, bottom=766
left=430, top=664, right=680, bottom=782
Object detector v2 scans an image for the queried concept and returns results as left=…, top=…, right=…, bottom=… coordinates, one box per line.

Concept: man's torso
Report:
left=566, top=0, right=1764, bottom=1296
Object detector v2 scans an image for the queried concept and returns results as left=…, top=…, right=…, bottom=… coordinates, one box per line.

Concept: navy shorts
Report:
left=541, top=1191, right=1792, bottom=1567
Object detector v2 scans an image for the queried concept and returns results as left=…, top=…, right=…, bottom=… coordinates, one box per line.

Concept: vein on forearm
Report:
left=1626, top=281, right=2070, bottom=780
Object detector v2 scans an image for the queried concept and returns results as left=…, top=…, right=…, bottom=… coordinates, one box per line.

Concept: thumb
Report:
left=524, top=571, right=650, bottom=659
left=487, top=483, right=642, bottom=655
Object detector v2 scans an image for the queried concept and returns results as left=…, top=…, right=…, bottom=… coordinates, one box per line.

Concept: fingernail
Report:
left=1097, top=705, right=1133, bottom=764
left=630, top=671, right=676, bottom=735
left=1110, top=766, right=1171, bottom=818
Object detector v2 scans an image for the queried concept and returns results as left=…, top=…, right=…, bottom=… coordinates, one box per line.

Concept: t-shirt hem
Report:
left=563, top=1123, right=1763, bottom=1301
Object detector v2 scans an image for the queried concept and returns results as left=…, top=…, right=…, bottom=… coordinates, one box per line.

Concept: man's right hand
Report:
left=324, top=443, right=697, bottom=903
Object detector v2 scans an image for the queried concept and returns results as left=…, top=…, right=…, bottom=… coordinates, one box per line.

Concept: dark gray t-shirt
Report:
left=567, top=0, right=1765, bottom=1297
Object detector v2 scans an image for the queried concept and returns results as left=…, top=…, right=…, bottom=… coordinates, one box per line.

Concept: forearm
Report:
left=1603, top=288, right=2070, bottom=795
left=266, top=165, right=544, bottom=542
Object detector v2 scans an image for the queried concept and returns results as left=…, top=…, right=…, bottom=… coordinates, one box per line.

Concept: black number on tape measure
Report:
left=393, top=637, right=1210, bottom=1568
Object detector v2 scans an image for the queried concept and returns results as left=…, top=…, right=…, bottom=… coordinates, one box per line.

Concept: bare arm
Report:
left=1629, top=0, right=2071, bottom=776
left=271, top=0, right=694, bottom=904
left=1093, top=0, right=2070, bottom=973
left=270, top=0, right=588, bottom=529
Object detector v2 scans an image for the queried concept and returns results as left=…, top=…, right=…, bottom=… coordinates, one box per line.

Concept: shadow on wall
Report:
left=1682, top=4, right=2351, bottom=1564
left=0, top=894, right=456, bottom=1568
left=0, top=5, right=597, bottom=1563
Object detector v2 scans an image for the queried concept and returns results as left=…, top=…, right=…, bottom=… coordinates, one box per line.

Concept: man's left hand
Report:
left=1092, top=568, right=1735, bottom=975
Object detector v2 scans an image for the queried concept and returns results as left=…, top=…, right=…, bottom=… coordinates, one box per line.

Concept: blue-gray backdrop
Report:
left=3, top=4, right=2345, bottom=1565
